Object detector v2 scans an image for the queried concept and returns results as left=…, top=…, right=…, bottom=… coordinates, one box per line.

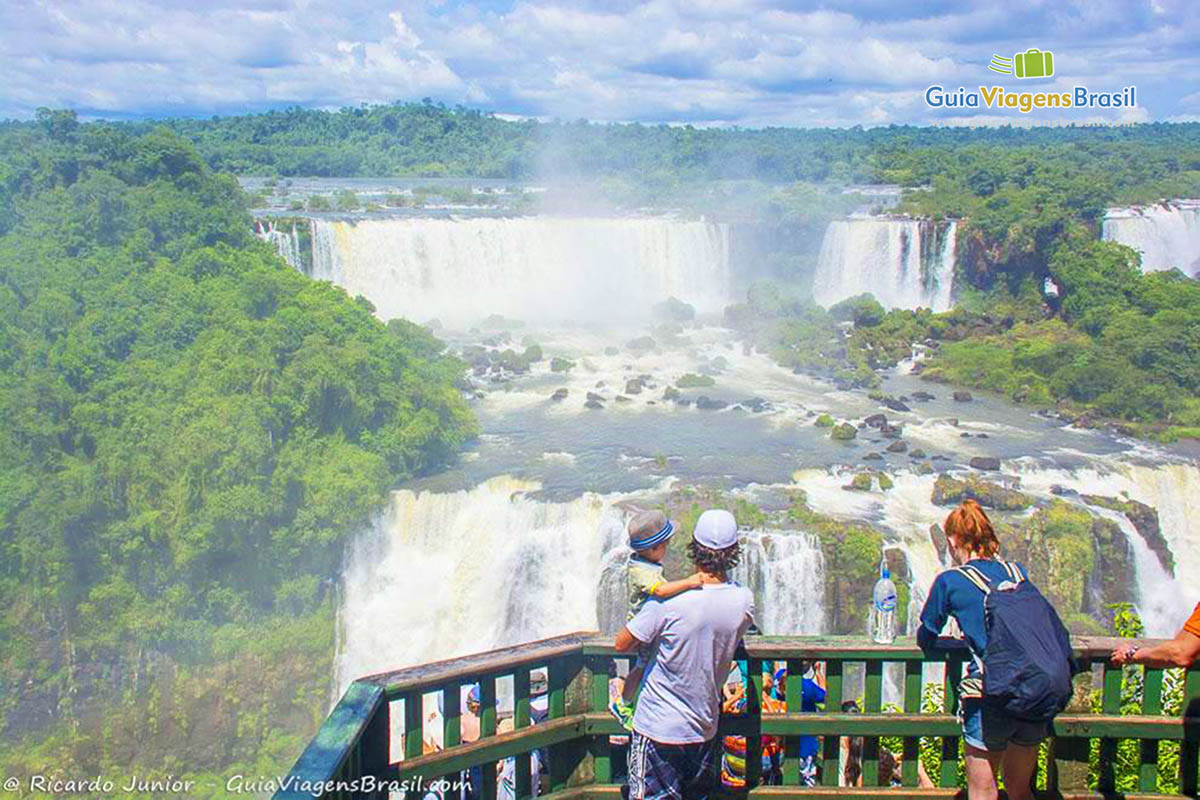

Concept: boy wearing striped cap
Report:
left=610, top=510, right=703, bottom=729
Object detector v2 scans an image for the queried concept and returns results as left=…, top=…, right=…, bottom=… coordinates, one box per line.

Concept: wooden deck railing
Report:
left=274, top=633, right=1200, bottom=800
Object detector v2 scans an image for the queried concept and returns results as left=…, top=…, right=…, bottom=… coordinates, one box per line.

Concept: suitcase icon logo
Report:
left=989, top=49, right=1054, bottom=79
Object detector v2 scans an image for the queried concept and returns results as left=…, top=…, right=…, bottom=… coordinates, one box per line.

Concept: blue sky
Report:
left=1, top=0, right=1197, bottom=126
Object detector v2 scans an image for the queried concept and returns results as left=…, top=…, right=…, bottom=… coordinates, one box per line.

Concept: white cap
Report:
left=693, top=509, right=738, bottom=549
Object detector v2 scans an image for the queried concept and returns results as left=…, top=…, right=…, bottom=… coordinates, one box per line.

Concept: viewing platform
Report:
left=275, top=634, right=1199, bottom=800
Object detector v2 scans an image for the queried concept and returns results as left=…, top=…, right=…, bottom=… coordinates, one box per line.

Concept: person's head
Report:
left=466, top=684, right=482, bottom=715
left=943, top=499, right=1000, bottom=564
left=687, top=509, right=740, bottom=576
left=628, top=509, right=675, bottom=563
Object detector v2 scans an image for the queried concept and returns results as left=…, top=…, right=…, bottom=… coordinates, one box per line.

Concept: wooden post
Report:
left=821, top=659, right=843, bottom=787
left=1048, top=661, right=1095, bottom=794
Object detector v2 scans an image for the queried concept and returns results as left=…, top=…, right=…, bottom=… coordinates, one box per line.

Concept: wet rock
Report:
left=886, top=441, right=908, bottom=453
left=913, top=461, right=935, bottom=475
left=1080, top=495, right=1174, bottom=576
left=960, top=432, right=972, bottom=438
left=625, top=378, right=644, bottom=395
left=880, top=423, right=903, bottom=439
left=742, top=397, right=770, bottom=413
left=976, top=433, right=989, bottom=439
left=627, top=335, right=656, bottom=351
left=584, top=399, right=604, bottom=410
left=815, top=414, right=835, bottom=428
left=586, top=392, right=605, bottom=403
left=663, top=386, right=681, bottom=402
left=863, top=452, right=883, bottom=461
left=969, top=456, right=1001, bottom=471
left=929, top=523, right=948, bottom=563
left=615, top=395, right=632, bottom=403
left=953, top=391, right=973, bottom=402
left=908, top=449, right=927, bottom=459
left=1050, top=485, right=1076, bottom=497
left=831, top=422, right=858, bottom=441
left=878, top=473, right=894, bottom=491
left=912, top=391, right=936, bottom=402
left=695, top=396, right=729, bottom=411
left=931, top=454, right=949, bottom=461
left=550, top=388, right=569, bottom=401
left=932, top=475, right=1033, bottom=510
left=880, top=396, right=911, bottom=413
left=864, top=413, right=888, bottom=429
left=844, top=472, right=874, bottom=491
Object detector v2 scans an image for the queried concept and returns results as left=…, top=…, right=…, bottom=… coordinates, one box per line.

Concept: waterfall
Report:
left=812, top=218, right=957, bottom=311
left=334, top=476, right=627, bottom=696
left=736, top=530, right=826, bottom=635
left=298, top=216, right=732, bottom=326
left=1007, top=459, right=1200, bottom=637
left=255, top=219, right=303, bottom=270
left=1102, top=201, right=1200, bottom=274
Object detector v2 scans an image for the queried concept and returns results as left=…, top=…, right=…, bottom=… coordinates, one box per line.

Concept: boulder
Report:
left=695, top=396, right=728, bottom=411
left=586, top=392, right=605, bottom=403
left=969, top=456, right=1001, bottom=471
left=886, top=440, right=908, bottom=453
left=584, top=399, right=604, bottom=410
left=953, top=391, right=973, bottom=402
left=663, top=386, right=681, bottom=401
left=880, top=396, right=911, bottom=413
left=863, top=452, right=883, bottom=461
left=615, top=395, right=632, bottom=403
left=864, top=413, right=888, bottom=429
left=742, top=397, right=770, bottom=413
left=908, top=449, right=926, bottom=459
left=912, top=391, right=936, bottom=402
left=931, top=475, right=1034, bottom=510
left=843, top=472, right=873, bottom=491
left=815, top=414, right=835, bottom=428
left=880, top=423, right=903, bottom=439
left=550, top=388, right=569, bottom=402
left=878, top=473, right=894, bottom=491
left=831, top=422, right=858, bottom=441
left=625, top=378, right=643, bottom=395
left=913, top=461, right=935, bottom=475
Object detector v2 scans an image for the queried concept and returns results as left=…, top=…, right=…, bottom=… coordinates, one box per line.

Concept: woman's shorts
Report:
left=959, top=698, right=1050, bottom=752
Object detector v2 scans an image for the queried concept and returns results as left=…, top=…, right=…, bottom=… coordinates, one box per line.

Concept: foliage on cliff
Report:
left=0, top=111, right=475, bottom=762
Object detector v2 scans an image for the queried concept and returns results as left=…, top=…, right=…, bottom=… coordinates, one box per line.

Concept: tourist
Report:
left=779, top=662, right=826, bottom=787
left=917, top=499, right=1066, bottom=800
left=615, top=509, right=756, bottom=800
left=1111, top=601, right=1200, bottom=667
left=610, top=510, right=704, bottom=729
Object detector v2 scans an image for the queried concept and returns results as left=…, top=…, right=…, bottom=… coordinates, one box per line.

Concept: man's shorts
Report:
left=627, top=731, right=717, bottom=800
left=959, top=698, right=1050, bottom=752
left=798, top=754, right=818, bottom=787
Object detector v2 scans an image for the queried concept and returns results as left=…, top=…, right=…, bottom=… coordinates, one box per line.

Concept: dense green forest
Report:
left=0, top=110, right=475, bottom=785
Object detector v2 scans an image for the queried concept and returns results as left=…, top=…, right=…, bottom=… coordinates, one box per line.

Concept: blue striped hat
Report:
left=628, top=510, right=675, bottom=551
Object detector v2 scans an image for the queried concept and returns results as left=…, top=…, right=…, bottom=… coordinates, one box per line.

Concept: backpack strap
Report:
left=955, top=564, right=992, bottom=595
left=999, top=559, right=1024, bottom=584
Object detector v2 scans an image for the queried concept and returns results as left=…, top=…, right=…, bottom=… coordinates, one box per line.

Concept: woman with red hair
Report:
left=917, top=500, right=1047, bottom=800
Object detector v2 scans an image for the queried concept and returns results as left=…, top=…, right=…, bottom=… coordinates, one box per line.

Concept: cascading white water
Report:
left=736, top=530, right=826, bottom=635
left=335, top=476, right=627, bottom=695
left=256, top=219, right=303, bottom=270
left=1102, top=201, right=1200, bottom=274
left=303, top=216, right=732, bottom=326
left=812, top=218, right=957, bottom=311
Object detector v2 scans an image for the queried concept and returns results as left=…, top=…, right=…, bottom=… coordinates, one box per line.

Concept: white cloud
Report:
left=0, top=0, right=1195, bottom=127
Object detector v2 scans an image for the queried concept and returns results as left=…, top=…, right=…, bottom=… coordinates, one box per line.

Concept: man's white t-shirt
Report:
left=625, top=582, right=756, bottom=744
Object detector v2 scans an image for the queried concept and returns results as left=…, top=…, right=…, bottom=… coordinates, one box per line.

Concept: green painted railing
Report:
left=274, top=633, right=1200, bottom=800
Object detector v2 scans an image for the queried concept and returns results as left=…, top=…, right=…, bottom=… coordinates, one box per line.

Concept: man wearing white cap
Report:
left=615, top=509, right=756, bottom=800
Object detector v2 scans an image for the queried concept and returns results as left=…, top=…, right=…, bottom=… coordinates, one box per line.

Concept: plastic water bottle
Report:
left=871, top=565, right=898, bottom=644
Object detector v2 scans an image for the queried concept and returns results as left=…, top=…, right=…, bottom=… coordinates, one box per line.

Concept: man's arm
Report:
left=615, top=626, right=643, bottom=653
left=1112, top=628, right=1200, bottom=668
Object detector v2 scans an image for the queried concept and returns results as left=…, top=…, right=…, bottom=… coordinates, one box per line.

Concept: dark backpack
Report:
left=957, top=560, right=1078, bottom=721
